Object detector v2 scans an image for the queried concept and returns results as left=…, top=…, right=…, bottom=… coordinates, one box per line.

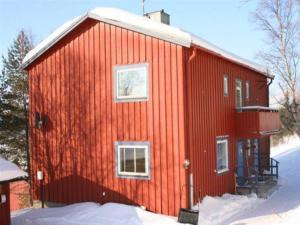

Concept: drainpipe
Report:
left=266, top=69, right=274, bottom=107
left=185, top=46, right=197, bottom=209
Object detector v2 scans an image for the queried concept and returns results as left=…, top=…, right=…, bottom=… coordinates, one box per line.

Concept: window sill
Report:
left=117, top=173, right=151, bottom=180
left=216, top=168, right=229, bottom=175
left=115, top=98, right=149, bottom=103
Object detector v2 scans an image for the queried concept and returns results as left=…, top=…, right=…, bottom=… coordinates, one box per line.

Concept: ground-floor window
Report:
left=216, top=137, right=229, bottom=174
left=115, top=141, right=150, bottom=179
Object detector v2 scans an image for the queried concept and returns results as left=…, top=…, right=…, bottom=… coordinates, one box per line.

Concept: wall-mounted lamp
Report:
left=183, top=159, right=190, bottom=169
left=1, top=194, right=6, bottom=204
left=34, top=112, right=45, bottom=129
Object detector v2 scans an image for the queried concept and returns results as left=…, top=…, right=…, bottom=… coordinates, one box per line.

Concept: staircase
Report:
left=236, top=157, right=279, bottom=198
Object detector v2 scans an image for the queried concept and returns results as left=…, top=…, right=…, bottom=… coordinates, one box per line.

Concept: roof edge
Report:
left=22, top=14, right=89, bottom=69
left=21, top=7, right=272, bottom=79
left=87, top=11, right=191, bottom=47
left=0, top=176, right=28, bottom=185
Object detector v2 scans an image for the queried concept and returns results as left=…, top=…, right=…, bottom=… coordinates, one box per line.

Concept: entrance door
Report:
left=236, top=140, right=245, bottom=185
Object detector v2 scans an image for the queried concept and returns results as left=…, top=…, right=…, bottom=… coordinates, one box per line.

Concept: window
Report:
left=235, top=80, right=242, bottom=108
left=216, top=137, right=229, bottom=174
left=223, top=75, right=228, bottom=96
left=115, top=142, right=150, bottom=178
left=245, top=81, right=250, bottom=100
left=114, top=63, right=149, bottom=102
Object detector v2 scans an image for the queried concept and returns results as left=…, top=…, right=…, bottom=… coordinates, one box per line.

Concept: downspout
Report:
left=266, top=71, right=274, bottom=162
left=185, top=46, right=197, bottom=209
left=267, top=77, right=273, bottom=86
left=266, top=69, right=274, bottom=107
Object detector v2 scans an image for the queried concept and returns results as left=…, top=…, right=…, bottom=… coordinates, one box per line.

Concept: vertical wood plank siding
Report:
left=27, top=19, right=187, bottom=216
left=0, top=183, right=11, bottom=225
left=27, top=17, right=273, bottom=216
left=184, top=47, right=270, bottom=200
left=236, top=111, right=280, bottom=138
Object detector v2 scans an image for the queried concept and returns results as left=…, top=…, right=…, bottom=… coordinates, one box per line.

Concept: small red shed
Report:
left=0, top=158, right=27, bottom=225
left=22, top=8, right=280, bottom=216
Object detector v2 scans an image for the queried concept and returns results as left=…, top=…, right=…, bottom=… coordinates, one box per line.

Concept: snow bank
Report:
left=12, top=202, right=181, bottom=225
left=271, top=134, right=300, bottom=158
left=195, top=193, right=261, bottom=225
left=0, top=157, right=27, bottom=182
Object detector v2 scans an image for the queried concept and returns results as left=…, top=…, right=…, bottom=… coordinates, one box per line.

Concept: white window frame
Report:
left=245, top=81, right=250, bottom=100
left=235, top=79, right=243, bottom=108
left=224, top=75, right=229, bottom=96
left=115, top=141, right=150, bottom=179
left=216, top=137, right=229, bottom=174
left=114, top=63, right=149, bottom=102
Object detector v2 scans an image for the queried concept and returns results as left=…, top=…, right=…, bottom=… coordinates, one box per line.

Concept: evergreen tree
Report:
left=0, top=30, right=33, bottom=171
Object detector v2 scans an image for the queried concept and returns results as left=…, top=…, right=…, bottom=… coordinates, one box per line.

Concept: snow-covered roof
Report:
left=22, top=7, right=272, bottom=78
left=0, top=158, right=27, bottom=183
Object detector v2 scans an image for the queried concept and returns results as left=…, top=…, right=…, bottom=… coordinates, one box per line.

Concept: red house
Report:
left=22, top=8, right=280, bottom=216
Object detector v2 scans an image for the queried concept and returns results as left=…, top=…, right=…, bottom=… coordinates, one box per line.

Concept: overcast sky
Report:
left=0, top=0, right=278, bottom=98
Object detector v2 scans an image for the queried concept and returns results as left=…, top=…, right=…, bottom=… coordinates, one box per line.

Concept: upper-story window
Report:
left=245, top=81, right=250, bottom=100
left=114, top=63, right=149, bottom=102
left=235, top=79, right=242, bottom=108
left=223, top=75, right=229, bottom=96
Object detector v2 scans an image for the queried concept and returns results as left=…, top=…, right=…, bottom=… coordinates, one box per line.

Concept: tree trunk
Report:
left=23, top=95, right=32, bottom=205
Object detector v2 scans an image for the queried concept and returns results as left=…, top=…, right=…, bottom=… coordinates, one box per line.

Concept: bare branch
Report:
left=254, top=0, right=300, bottom=135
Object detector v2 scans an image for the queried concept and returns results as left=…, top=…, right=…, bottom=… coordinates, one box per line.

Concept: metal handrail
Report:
left=269, top=157, right=279, bottom=179
left=236, top=154, right=279, bottom=180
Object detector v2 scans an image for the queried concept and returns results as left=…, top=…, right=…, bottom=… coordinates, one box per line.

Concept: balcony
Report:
left=236, top=106, right=280, bottom=138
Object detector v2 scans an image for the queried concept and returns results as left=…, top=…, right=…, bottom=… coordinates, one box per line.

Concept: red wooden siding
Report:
left=28, top=18, right=188, bottom=216
left=26, top=15, right=276, bottom=216
left=236, top=111, right=280, bottom=138
left=184, top=46, right=270, bottom=200
left=10, top=181, right=30, bottom=211
left=0, top=183, right=11, bottom=225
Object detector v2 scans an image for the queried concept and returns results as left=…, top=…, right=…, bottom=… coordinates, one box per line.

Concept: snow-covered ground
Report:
left=197, top=135, right=300, bottom=225
left=196, top=194, right=263, bottom=225
left=12, top=202, right=183, bottom=225
left=12, top=135, right=300, bottom=225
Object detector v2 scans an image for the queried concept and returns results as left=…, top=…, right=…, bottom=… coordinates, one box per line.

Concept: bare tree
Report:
left=254, top=0, right=300, bottom=136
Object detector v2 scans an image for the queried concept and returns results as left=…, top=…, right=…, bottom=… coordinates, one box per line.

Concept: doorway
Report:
left=236, top=140, right=245, bottom=185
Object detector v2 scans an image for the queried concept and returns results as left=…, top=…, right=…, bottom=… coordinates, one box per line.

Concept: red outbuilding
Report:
left=0, top=158, right=27, bottom=225
left=22, top=8, right=280, bottom=216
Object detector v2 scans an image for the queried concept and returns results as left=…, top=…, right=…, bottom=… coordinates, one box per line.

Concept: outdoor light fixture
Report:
left=1, top=194, right=6, bottom=204
left=183, top=159, right=190, bottom=169
left=34, top=112, right=45, bottom=129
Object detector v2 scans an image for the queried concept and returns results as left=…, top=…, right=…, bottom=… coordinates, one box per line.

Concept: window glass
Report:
left=245, top=81, right=250, bottom=100
left=136, top=148, right=146, bottom=173
left=114, top=64, right=148, bottom=102
left=217, top=138, right=229, bottom=173
left=116, top=142, right=150, bottom=178
left=236, top=80, right=242, bottom=108
left=224, top=75, right=228, bottom=96
left=124, top=148, right=135, bottom=172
